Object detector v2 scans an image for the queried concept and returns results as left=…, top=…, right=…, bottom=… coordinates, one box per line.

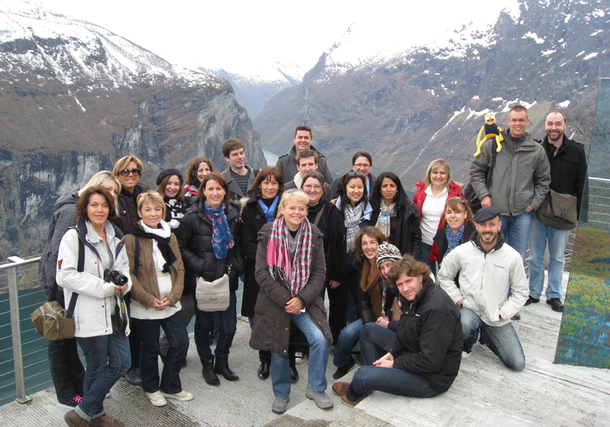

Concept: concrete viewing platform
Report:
left=2, top=272, right=609, bottom=426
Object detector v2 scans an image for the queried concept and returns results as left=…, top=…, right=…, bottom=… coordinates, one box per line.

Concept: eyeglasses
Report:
left=119, top=168, right=141, bottom=177
left=509, top=118, right=528, bottom=124
left=353, top=163, right=371, bottom=169
left=303, top=184, right=322, bottom=191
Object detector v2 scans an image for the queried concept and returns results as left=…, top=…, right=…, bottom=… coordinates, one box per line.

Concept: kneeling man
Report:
left=438, top=206, right=528, bottom=371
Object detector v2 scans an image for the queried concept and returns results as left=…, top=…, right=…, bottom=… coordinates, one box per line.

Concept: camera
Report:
left=104, top=269, right=128, bottom=286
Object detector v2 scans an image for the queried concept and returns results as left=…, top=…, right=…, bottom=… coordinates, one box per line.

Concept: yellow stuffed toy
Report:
left=474, top=112, right=504, bottom=157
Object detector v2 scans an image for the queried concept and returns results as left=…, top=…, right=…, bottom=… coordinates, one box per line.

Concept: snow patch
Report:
left=522, top=31, right=545, bottom=44
left=557, top=100, right=570, bottom=108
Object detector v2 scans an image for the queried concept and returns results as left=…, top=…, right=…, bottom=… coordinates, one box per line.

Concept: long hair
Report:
left=439, top=197, right=473, bottom=230
left=156, top=174, right=185, bottom=201
left=353, top=226, right=388, bottom=263
left=185, top=156, right=214, bottom=187
left=336, top=172, right=368, bottom=215
left=423, top=159, right=451, bottom=190
left=252, top=166, right=285, bottom=199
left=370, top=171, right=409, bottom=210
left=197, top=172, right=230, bottom=206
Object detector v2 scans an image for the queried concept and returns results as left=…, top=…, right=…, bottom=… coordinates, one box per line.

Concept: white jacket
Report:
left=437, top=233, right=528, bottom=327
left=56, top=220, right=132, bottom=338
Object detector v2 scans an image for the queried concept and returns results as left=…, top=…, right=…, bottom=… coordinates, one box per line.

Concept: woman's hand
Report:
left=152, top=297, right=171, bottom=311
left=329, top=280, right=340, bottom=289
left=285, top=297, right=303, bottom=314
left=373, top=352, right=395, bottom=369
left=113, top=284, right=128, bottom=296
left=376, top=316, right=390, bottom=328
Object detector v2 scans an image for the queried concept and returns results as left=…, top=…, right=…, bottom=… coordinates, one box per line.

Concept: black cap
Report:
left=156, top=168, right=183, bottom=186
left=473, top=206, right=501, bottom=223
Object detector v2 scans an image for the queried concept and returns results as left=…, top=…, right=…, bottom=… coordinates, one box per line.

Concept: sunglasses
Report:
left=346, top=171, right=364, bottom=178
left=119, top=168, right=141, bottom=177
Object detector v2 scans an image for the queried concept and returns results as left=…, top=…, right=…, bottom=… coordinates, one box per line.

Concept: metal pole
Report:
left=7, top=258, right=32, bottom=404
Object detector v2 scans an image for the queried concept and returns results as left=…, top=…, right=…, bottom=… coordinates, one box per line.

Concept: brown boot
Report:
left=89, top=413, right=124, bottom=427
left=64, top=410, right=88, bottom=427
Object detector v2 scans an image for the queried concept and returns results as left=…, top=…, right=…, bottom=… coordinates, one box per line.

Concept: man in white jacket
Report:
left=437, top=207, right=528, bottom=371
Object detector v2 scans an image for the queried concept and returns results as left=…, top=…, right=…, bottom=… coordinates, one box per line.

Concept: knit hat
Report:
left=375, top=242, right=402, bottom=269
left=156, top=168, right=183, bottom=186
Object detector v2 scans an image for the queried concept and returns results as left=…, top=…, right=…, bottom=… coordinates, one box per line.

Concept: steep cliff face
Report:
left=254, top=0, right=609, bottom=184
left=0, top=2, right=265, bottom=258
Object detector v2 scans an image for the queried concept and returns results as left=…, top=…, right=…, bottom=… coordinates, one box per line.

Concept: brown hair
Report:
left=252, top=166, right=285, bottom=199
left=185, top=156, right=214, bottom=186
left=75, top=186, right=117, bottom=223
left=113, top=156, right=143, bottom=177
left=510, top=104, right=528, bottom=117
left=386, top=254, right=431, bottom=288
left=296, top=149, right=318, bottom=165
left=439, top=197, right=474, bottom=230
left=547, top=110, right=567, bottom=124
left=353, top=226, right=388, bottom=263
left=352, top=151, right=372, bottom=167
left=156, top=174, right=184, bottom=201
left=197, top=172, right=230, bottom=205
left=294, top=125, right=312, bottom=139
left=221, top=138, right=245, bottom=158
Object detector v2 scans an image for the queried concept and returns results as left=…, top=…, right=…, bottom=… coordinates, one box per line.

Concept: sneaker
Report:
left=59, top=395, right=83, bottom=409
left=524, top=296, right=540, bottom=306
left=294, top=351, right=305, bottom=365
left=546, top=298, right=564, bottom=312
left=272, top=396, right=290, bottom=413
left=146, top=391, right=167, bottom=407
left=462, top=350, right=472, bottom=358
left=305, top=388, right=334, bottom=409
left=162, top=390, right=194, bottom=401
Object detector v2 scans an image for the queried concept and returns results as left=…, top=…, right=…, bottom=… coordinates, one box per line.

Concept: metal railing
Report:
left=587, top=177, right=610, bottom=231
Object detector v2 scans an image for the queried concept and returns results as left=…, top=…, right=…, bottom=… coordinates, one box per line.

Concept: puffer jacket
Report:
left=470, top=130, right=550, bottom=216
left=249, top=222, right=332, bottom=356
left=115, top=182, right=149, bottom=234
left=56, top=219, right=132, bottom=338
left=175, top=201, right=244, bottom=292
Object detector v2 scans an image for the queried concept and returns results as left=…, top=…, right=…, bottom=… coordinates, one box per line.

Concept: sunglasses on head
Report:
left=346, top=171, right=364, bottom=178
left=119, top=168, right=141, bottom=177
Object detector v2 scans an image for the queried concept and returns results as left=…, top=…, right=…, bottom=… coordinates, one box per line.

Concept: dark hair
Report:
left=75, top=186, right=117, bottom=223
left=197, top=172, right=230, bottom=206
left=252, top=166, right=285, bottom=200
left=370, top=172, right=409, bottom=210
left=439, top=197, right=474, bottom=230
left=336, top=172, right=368, bottom=215
left=353, top=226, right=388, bottom=263
left=294, top=125, right=312, bottom=139
left=185, top=156, right=214, bottom=186
left=221, top=138, right=245, bottom=158
left=352, top=151, right=372, bottom=167
left=296, top=149, right=318, bottom=165
left=156, top=174, right=184, bottom=201
left=386, top=254, right=431, bottom=288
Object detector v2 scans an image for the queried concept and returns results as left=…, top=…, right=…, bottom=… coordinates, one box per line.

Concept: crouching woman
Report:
left=332, top=255, right=462, bottom=406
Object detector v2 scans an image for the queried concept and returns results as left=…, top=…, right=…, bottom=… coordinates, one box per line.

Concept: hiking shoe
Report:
left=58, top=395, right=83, bottom=409
left=272, top=396, right=290, bottom=413
left=305, top=388, right=334, bottom=409
left=162, top=390, right=194, bottom=401
left=146, top=391, right=167, bottom=407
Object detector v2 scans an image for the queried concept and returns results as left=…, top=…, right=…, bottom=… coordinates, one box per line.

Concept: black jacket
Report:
left=386, top=278, right=462, bottom=394
left=541, top=135, right=588, bottom=219
left=115, top=183, right=149, bottom=234
left=176, top=201, right=244, bottom=292
left=275, top=145, right=333, bottom=184
left=307, top=201, right=346, bottom=283
left=371, top=202, right=422, bottom=260
left=431, top=222, right=477, bottom=262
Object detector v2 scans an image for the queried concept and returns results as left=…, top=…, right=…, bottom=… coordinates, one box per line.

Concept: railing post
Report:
left=7, top=256, right=32, bottom=404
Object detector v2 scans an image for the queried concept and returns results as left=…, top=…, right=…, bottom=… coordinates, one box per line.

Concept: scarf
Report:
left=375, top=202, right=395, bottom=239
left=203, top=202, right=234, bottom=259
left=360, top=259, right=382, bottom=318
left=445, top=224, right=465, bottom=257
left=344, top=202, right=364, bottom=253
left=267, top=216, right=313, bottom=297
left=130, top=220, right=176, bottom=273
left=258, top=195, right=279, bottom=223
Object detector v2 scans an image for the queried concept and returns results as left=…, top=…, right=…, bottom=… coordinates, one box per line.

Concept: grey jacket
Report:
left=221, top=166, right=257, bottom=202
left=470, top=130, right=550, bottom=216
left=275, top=145, right=333, bottom=185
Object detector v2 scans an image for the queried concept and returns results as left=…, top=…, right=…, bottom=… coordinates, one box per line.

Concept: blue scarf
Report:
left=203, top=202, right=234, bottom=259
left=445, top=224, right=465, bottom=257
left=258, top=196, right=279, bottom=223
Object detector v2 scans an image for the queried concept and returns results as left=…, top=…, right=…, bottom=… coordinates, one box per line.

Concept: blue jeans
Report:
left=347, top=365, right=439, bottom=401
left=271, top=312, right=329, bottom=398
left=75, top=332, right=131, bottom=420
left=333, top=319, right=363, bottom=368
left=500, top=211, right=533, bottom=261
left=134, top=311, right=189, bottom=394
left=194, top=291, right=237, bottom=362
left=461, top=307, right=525, bottom=371
left=359, top=322, right=397, bottom=366
left=528, top=215, right=570, bottom=299
left=421, top=242, right=437, bottom=277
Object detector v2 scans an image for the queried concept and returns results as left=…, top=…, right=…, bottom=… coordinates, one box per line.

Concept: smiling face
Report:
left=297, top=156, right=317, bottom=178
left=203, top=179, right=226, bottom=209
left=303, top=177, right=324, bottom=206
left=380, top=177, right=398, bottom=205
left=430, top=165, right=448, bottom=189
left=87, top=193, right=110, bottom=229
left=164, top=175, right=181, bottom=199
left=508, top=109, right=530, bottom=138
left=353, top=156, right=372, bottom=179
left=260, top=175, right=280, bottom=200
left=280, top=199, right=308, bottom=231
left=445, top=204, right=468, bottom=233
left=361, top=234, right=380, bottom=261
left=293, top=130, right=313, bottom=152
left=139, top=200, right=163, bottom=229
left=345, top=177, right=364, bottom=206
left=475, top=216, right=502, bottom=248
left=379, top=260, right=395, bottom=279
left=118, top=161, right=140, bottom=193
left=545, top=112, right=566, bottom=144
left=395, top=272, right=424, bottom=301
left=196, top=162, right=211, bottom=182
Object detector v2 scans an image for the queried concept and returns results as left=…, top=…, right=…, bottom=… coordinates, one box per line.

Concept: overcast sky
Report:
left=36, top=0, right=519, bottom=78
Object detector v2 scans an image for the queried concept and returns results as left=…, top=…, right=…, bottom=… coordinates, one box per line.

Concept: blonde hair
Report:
left=423, top=159, right=451, bottom=190
left=113, top=156, right=144, bottom=176
left=78, top=171, right=122, bottom=214
left=137, top=191, right=166, bottom=218
left=277, top=190, right=309, bottom=219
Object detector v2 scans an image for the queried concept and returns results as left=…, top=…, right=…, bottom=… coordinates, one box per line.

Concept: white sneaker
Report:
left=294, top=352, right=305, bottom=365
left=162, top=390, right=194, bottom=401
left=146, top=391, right=167, bottom=407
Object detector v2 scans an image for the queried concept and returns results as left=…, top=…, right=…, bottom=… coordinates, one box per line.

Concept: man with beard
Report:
left=437, top=207, right=528, bottom=371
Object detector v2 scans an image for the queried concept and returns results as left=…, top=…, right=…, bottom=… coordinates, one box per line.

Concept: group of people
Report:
left=39, top=108, right=586, bottom=425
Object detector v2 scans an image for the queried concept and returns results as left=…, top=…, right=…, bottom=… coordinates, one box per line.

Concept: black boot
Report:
left=257, top=362, right=270, bottom=380
left=201, top=358, right=220, bottom=386
left=215, top=356, right=239, bottom=381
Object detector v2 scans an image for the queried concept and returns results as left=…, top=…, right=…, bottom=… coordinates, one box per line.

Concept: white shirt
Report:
left=420, top=186, right=448, bottom=245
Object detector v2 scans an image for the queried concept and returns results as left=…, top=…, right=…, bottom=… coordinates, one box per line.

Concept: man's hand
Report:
left=373, top=352, right=395, bottom=369
left=329, top=280, right=340, bottom=289
left=457, top=299, right=465, bottom=308
left=376, top=316, right=390, bottom=328
left=285, top=297, right=303, bottom=314
left=481, top=196, right=492, bottom=208
left=525, top=204, right=535, bottom=213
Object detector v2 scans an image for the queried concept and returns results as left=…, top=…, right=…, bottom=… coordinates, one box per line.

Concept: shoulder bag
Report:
left=535, top=189, right=578, bottom=230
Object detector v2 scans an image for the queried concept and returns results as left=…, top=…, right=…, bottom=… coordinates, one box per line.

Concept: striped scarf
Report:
left=267, top=216, right=313, bottom=297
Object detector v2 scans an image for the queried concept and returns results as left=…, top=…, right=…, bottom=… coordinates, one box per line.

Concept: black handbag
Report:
left=535, top=189, right=578, bottom=230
